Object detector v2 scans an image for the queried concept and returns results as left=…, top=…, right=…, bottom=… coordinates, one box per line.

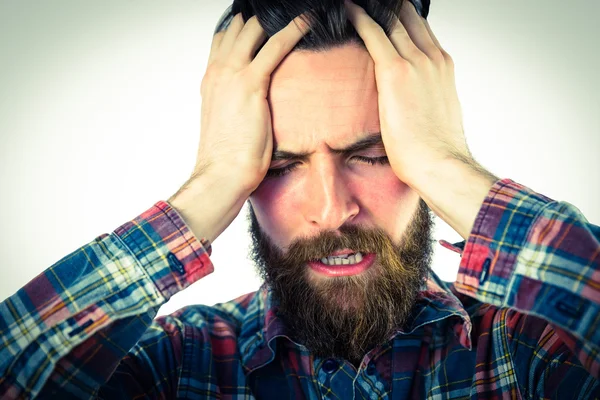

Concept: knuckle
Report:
left=204, top=64, right=220, bottom=80
left=442, top=50, right=454, bottom=66
left=267, top=37, right=286, bottom=54
left=247, top=63, right=269, bottom=82
left=200, top=74, right=212, bottom=95
left=428, top=49, right=445, bottom=64
left=410, top=49, right=428, bottom=64
left=245, top=66, right=268, bottom=88
left=201, top=65, right=223, bottom=91
left=387, top=57, right=411, bottom=73
left=369, top=19, right=386, bottom=34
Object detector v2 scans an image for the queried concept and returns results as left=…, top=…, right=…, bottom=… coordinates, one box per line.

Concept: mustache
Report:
left=279, top=225, right=397, bottom=264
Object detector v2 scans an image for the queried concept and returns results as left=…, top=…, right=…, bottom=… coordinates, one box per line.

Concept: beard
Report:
left=247, top=199, right=435, bottom=366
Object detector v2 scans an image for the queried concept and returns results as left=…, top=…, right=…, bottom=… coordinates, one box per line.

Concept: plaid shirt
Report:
left=1, top=178, right=598, bottom=399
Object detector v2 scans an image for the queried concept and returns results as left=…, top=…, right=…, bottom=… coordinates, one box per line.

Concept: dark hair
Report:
left=214, top=0, right=430, bottom=52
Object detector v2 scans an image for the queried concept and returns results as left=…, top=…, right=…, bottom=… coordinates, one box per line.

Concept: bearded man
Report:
left=1, top=0, right=598, bottom=398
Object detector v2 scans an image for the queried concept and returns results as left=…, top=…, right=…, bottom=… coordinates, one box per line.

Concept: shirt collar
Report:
left=239, top=239, right=472, bottom=372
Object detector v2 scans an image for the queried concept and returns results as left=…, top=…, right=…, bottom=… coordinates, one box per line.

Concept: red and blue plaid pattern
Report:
left=1, top=178, right=598, bottom=399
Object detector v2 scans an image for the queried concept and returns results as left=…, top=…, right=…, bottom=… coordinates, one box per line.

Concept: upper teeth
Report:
left=320, top=252, right=363, bottom=265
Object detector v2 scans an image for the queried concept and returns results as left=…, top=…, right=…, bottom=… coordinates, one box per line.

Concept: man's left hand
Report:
left=345, top=0, right=498, bottom=240
left=345, top=0, right=472, bottom=185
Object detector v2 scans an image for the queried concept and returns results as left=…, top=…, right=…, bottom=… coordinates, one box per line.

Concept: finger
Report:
left=398, top=0, right=439, bottom=58
left=208, top=31, right=225, bottom=64
left=344, top=0, right=403, bottom=65
left=250, top=14, right=310, bottom=76
left=422, top=19, right=445, bottom=52
left=230, top=16, right=268, bottom=63
left=218, top=13, right=245, bottom=58
left=386, top=11, right=422, bottom=61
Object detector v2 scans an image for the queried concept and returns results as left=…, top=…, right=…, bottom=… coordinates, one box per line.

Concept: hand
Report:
left=169, top=14, right=309, bottom=243
left=195, top=13, right=309, bottom=193
left=345, top=0, right=472, bottom=186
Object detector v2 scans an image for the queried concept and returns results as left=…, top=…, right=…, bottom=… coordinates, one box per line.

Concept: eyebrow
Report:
left=271, top=133, right=383, bottom=162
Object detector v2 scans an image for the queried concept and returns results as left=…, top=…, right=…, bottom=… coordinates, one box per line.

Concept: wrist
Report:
left=169, top=172, right=250, bottom=243
left=407, top=157, right=498, bottom=240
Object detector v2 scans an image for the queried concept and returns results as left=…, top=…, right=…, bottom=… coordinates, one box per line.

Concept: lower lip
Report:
left=308, top=253, right=376, bottom=277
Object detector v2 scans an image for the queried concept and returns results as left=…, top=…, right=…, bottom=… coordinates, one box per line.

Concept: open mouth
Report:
left=308, top=251, right=376, bottom=277
left=318, top=251, right=364, bottom=265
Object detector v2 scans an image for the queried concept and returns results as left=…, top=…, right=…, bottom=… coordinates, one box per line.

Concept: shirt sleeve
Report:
left=0, top=200, right=214, bottom=399
left=454, top=178, right=600, bottom=380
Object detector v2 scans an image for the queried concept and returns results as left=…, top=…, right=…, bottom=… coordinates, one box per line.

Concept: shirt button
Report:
left=322, top=359, right=339, bottom=374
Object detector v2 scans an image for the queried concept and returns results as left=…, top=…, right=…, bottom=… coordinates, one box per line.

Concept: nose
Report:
left=302, top=160, right=359, bottom=231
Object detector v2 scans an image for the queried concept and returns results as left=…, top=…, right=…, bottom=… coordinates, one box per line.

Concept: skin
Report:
left=249, top=44, right=421, bottom=261
left=170, top=0, right=498, bottom=268
left=168, top=1, right=500, bottom=363
left=343, top=0, right=498, bottom=239
left=244, top=46, right=436, bottom=357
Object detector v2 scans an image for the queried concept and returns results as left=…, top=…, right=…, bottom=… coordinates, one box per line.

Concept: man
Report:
left=0, top=0, right=598, bottom=398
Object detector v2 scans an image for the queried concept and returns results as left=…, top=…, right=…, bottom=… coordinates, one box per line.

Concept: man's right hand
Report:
left=168, top=13, right=309, bottom=243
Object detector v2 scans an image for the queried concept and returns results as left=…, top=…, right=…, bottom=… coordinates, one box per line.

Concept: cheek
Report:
left=250, top=178, right=303, bottom=241
left=351, top=171, right=421, bottom=244
left=349, top=170, right=414, bottom=216
left=252, top=178, right=301, bottom=211
left=251, top=169, right=414, bottom=235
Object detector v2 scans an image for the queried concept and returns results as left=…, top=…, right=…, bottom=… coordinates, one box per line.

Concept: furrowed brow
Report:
left=329, top=133, right=383, bottom=155
left=271, top=150, right=312, bottom=162
left=270, top=133, right=383, bottom=161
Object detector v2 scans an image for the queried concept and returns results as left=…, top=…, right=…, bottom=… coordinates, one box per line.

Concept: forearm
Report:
left=407, top=156, right=499, bottom=240
left=449, top=178, right=600, bottom=378
left=168, top=171, right=250, bottom=244
left=409, top=155, right=600, bottom=376
left=0, top=202, right=213, bottom=398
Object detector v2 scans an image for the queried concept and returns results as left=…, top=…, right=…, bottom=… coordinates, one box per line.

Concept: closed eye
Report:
left=351, top=155, right=389, bottom=165
left=265, top=156, right=389, bottom=178
left=265, top=162, right=301, bottom=178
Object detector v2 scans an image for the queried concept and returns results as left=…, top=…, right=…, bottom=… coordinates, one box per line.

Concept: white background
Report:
left=0, top=0, right=598, bottom=317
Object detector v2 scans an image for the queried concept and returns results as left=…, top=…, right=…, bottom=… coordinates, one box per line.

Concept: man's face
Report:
left=248, top=43, right=434, bottom=365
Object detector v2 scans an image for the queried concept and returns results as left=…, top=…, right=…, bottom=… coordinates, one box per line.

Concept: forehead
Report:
left=267, top=43, right=380, bottom=150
